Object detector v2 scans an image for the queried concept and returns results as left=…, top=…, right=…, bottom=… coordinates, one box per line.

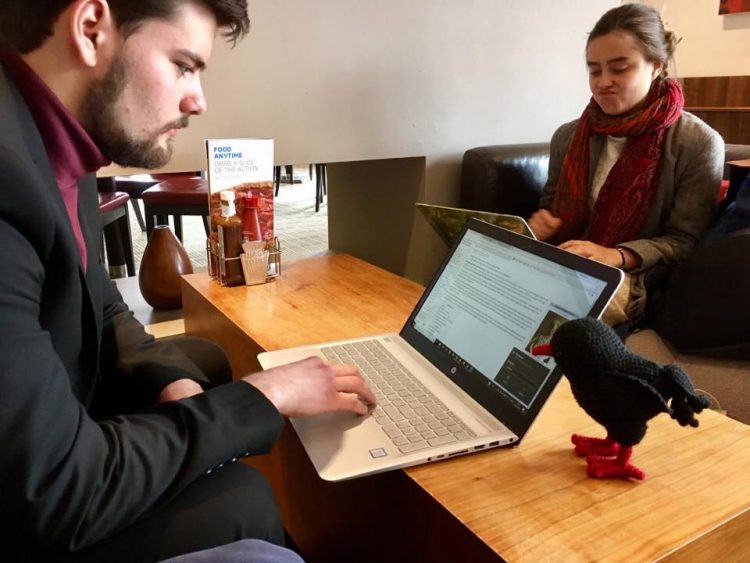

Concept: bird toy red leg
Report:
left=571, top=434, right=620, bottom=457
left=586, top=445, right=646, bottom=480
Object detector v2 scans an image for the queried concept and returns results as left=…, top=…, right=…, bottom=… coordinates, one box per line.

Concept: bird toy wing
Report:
left=660, top=364, right=711, bottom=427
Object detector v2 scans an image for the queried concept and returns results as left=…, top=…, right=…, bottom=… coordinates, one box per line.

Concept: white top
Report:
left=590, top=135, right=627, bottom=211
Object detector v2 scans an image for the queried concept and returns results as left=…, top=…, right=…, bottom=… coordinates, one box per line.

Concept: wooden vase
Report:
left=138, top=225, right=194, bottom=310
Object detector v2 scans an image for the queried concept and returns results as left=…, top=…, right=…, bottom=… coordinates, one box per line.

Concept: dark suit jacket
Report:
left=0, top=65, right=283, bottom=552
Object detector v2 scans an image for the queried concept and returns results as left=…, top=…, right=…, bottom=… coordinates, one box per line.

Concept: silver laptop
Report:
left=258, top=218, right=623, bottom=481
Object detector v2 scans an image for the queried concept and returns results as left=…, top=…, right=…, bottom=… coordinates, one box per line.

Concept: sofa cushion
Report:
left=653, top=228, right=750, bottom=358
left=460, top=143, right=549, bottom=219
left=626, top=329, right=750, bottom=424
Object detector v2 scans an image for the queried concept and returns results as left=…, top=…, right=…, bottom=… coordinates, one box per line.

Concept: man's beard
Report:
left=80, top=56, right=188, bottom=169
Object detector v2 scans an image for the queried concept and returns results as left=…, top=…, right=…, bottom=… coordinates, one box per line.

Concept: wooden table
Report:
left=182, top=254, right=750, bottom=562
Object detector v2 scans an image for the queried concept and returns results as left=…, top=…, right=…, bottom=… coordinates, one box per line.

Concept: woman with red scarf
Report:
left=529, top=4, right=724, bottom=326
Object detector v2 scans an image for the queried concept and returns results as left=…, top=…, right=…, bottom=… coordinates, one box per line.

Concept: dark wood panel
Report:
left=690, top=110, right=750, bottom=144
left=682, top=76, right=750, bottom=144
left=682, top=76, right=750, bottom=107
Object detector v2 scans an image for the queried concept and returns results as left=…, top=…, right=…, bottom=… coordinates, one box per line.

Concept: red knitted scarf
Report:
left=551, top=78, right=684, bottom=246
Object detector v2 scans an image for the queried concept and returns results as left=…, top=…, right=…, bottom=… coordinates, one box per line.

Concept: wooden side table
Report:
left=182, top=255, right=750, bottom=562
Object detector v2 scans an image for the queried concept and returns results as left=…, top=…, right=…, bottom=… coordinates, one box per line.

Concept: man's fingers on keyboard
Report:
left=343, top=393, right=373, bottom=416
left=334, top=375, right=376, bottom=406
left=330, top=363, right=361, bottom=376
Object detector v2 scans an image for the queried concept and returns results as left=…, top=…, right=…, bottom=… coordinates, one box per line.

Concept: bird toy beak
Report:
left=531, top=343, right=552, bottom=357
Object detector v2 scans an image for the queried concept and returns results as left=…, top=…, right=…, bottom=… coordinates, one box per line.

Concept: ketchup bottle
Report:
left=242, top=193, right=263, bottom=242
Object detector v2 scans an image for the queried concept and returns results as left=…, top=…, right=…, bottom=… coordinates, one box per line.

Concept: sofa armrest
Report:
left=460, top=143, right=550, bottom=218
left=723, top=144, right=750, bottom=179
left=653, top=228, right=750, bottom=358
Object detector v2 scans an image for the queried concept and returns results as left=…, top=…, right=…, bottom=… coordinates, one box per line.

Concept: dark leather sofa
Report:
left=460, top=142, right=750, bottom=422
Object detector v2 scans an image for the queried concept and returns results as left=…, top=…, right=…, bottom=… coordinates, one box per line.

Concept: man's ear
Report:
left=68, top=0, right=117, bottom=68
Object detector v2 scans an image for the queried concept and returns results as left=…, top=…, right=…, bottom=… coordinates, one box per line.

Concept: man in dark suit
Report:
left=0, top=1, right=374, bottom=561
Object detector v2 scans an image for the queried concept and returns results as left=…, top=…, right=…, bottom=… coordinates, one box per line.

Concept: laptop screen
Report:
left=401, top=219, right=622, bottom=440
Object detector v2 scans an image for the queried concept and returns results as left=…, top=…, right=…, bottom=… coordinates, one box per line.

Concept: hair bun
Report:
left=663, top=29, right=679, bottom=60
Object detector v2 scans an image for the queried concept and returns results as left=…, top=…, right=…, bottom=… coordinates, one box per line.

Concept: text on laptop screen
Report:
left=412, top=229, right=607, bottom=411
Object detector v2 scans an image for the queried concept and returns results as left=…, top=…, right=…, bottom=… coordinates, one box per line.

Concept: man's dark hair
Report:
left=0, top=0, right=250, bottom=53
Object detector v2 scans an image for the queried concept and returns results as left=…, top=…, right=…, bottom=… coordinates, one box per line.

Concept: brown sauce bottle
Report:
left=215, top=190, right=245, bottom=286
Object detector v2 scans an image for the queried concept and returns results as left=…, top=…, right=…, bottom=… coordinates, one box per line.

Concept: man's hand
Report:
left=242, top=357, right=376, bottom=417
left=528, top=209, right=562, bottom=241
left=158, top=378, right=204, bottom=403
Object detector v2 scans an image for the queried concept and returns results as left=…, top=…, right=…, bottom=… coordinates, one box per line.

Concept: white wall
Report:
left=637, top=0, right=750, bottom=77
left=100, top=0, right=616, bottom=176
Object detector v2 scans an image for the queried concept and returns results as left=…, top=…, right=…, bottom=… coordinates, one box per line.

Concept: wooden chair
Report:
left=141, top=176, right=210, bottom=242
left=314, top=163, right=327, bottom=212
left=274, top=164, right=327, bottom=212
left=273, top=165, right=297, bottom=196
left=112, top=175, right=160, bottom=232
left=98, top=190, right=135, bottom=277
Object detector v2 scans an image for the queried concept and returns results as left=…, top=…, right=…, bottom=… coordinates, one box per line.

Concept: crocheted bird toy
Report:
left=532, top=318, right=710, bottom=481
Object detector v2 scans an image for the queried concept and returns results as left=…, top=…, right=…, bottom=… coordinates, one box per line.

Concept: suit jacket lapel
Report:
left=0, top=65, right=102, bottom=355
left=78, top=174, right=104, bottom=345
left=0, top=66, right=59, bottom=203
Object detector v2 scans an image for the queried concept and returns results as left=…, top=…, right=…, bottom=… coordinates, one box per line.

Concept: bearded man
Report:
left=0, top=1, right=373, bottom=561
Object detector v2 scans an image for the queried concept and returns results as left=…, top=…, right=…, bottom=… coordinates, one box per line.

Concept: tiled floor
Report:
left=113, top=168, right=328, bottom=333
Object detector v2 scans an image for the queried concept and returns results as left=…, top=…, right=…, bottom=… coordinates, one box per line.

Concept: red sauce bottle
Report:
left=242, top=194, right=263, bottom=242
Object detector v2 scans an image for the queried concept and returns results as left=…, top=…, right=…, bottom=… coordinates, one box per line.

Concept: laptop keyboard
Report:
left=321, top=340, right=476, bottom=454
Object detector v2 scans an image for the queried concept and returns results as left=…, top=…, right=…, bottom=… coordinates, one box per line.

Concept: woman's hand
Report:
left=558, top=240, right=640, bottom=269
left=528, top=209, right=562, bottom=241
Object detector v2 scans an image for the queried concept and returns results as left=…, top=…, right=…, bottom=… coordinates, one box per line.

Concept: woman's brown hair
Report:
left=588, top=3, right=678, bottom=79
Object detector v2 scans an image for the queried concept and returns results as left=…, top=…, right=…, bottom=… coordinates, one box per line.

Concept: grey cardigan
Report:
left=540, top=111, right=724, bottom=318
